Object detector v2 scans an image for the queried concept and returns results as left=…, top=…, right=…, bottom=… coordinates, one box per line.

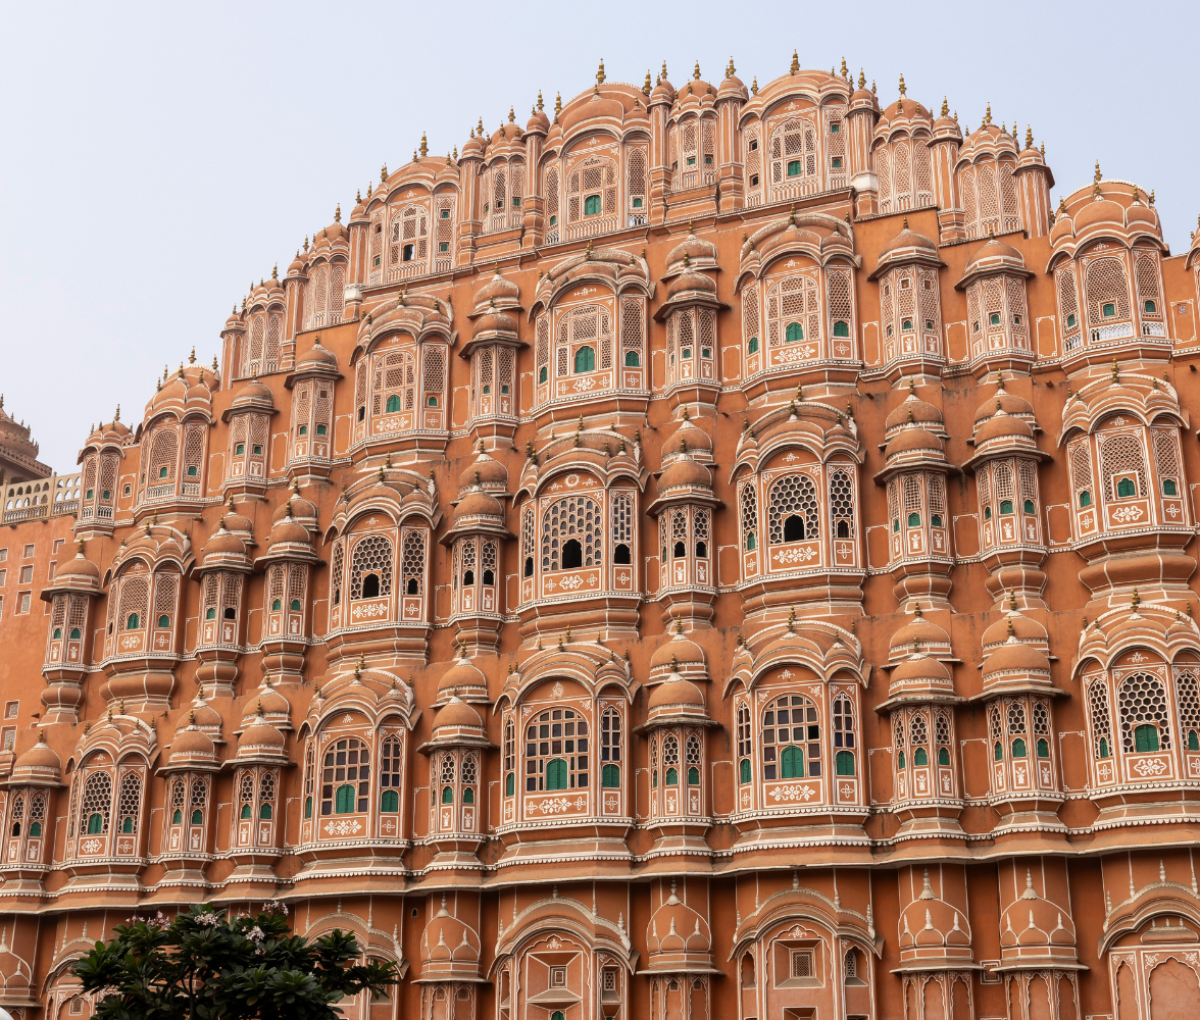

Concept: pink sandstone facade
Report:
left=4, top=54, right=1200, bottom=1020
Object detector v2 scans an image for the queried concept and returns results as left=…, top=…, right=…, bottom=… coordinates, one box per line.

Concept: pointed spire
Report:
left=790, top=49, right=800, bottom=75
left=898, top=73, right=907, bottom=97
left=940, top=96, right=949, bottom=116
left=839, top=57, right=848, bottom=79
left=693, top=59, right=701, bottom=80
left=1025, top=124, right=1033, bottom=149
left=984, top=102, right=992, bottom=124
left=596, top=58, right=606, bottom=84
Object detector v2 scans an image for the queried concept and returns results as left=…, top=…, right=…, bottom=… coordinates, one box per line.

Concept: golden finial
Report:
left=840, top=57, right=848, bottom=79
left=751, top=76, right=759, bottom=95
left=1025, top=124, right=1033, bottom=149
left=693, top=60, right=701, bottom=80
left=188, top=346, right=196, bottom=364
left=1132, top=183, right=1141, bottom=204
left=898, top=73, right=906, bottom=97
left=596, top=58, right=606, bottom=85
left=1149, top=189, right=1155, bottom=205
left=661, top=60, right=668, bottom=80
left=114, top=403, right=120, bottom=422
left=790, top=49, right=799, bottom=75
left=1131, top=587, right=1141, bottom=611
left=788, top=203, right=796, bottom=225
left=1112, top=357, right=1119, bottom=382
left=554, top=93, right=562, bottom=118
left=787, top=605, right=796, bottom=632
left=858, top=68, right=866, bottom=88
left=380, top=163, right=388, bottom=182
left=871, top=79, right=876, bottom=95
left=585, top=239, right=594, bottom=260
left=418, top=131, right=428, bottom=157
left=984, top=102, right=992, bottom=124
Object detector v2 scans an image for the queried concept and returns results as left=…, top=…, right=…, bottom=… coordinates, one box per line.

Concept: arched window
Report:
left=542, top=496, right=601, bottom=572
left=574, top=346, right=595, bottom=373
left=686, top=734, right=702, bottom=787
left=525, top=707, right=589, bottom=792
left=833, top=695, right=856, bottom=775
left=761, top=694, right=820, bottom=781
left=118, top=771, right=142, bottom=835
left=239, top=771, right=254, bottom=820
left=767, top=275, right=821, bottom=351
left=601, top=707, right=621, bottom=782
left=320, top=737, right=370, bottom=816
left=768, top=473, right=820, bottom=545
left=350, top=536, right=393, bottom=600
left=1118, top=672, right=1172, bottom=754
left=1175, top=670, right=1200, bottom=752
left=740, top=482, right=759, bottom=553
left=737, top=703, right=752, bottom=784
left=440, top=753, right=455, bottom=804
left=662, top=734, right=680, bottom=785
left=503, top=718, right=516, bottom=797
left=402, top=530, right=426, bottom=597
left=380, top=735, right=402, bottom=813
left=1085, top=257, right=1131, bottom=326
left=1088, top=681, right=1113, bottom=762
left=893, top=715, right=906, bottom=771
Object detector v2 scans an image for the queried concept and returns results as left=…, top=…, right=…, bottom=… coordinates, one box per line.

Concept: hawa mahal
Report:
left=3, top=52, right=1200, bottom=1020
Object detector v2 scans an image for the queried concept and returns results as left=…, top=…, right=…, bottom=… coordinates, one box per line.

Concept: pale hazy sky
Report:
left=2, top=0, right=1195, bottom=471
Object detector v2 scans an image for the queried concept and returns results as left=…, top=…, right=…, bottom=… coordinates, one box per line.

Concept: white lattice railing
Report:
left=675, top=169, right=717, bottom=190
left=1090, top=321, right=1135, bottom=344
left=387, top=263, right=426, bottom=283
left=1142, top=321, right=1167, bottom=337
left=146, top=484, right=174, bottom=500
left=627, top=213, right=647, bottom=227
left=566, top=216, right=618, bottom=240
left=545, top=227, right=560, bottom=244
left=433, top=258, right=453, bottom=274
left=772, top=178, right=822, bottom=203
left=1064, top=331, right=1083, bottom=352
left=181, top=482, right=201, bottom=496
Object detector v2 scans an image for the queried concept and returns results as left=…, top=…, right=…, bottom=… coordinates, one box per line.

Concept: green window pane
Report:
left=1189, top=730, right=1199, bottom=752
left=937, top=747, right=950, bottom=766
left=386, top=394, right=401, bottom=413
left=1012, top=738, right=1027, bottom=759
left=172, top=809, right=182, bottom=825
left=539, top=366, right=548, bottom=383
left=1102, top=302, right=1116, bottom=317
left=687, top=766, right=700, bottom=785
left=665, top=767, right=678, bottom=786
left=87, top=813, right=103, bottom=834
left=931, top=514, right=943, bottom=528
left=441, top=786, right=454, bottom=804
left=914, top=747, right=928, bottom=766
left=193, top=809, right=205, bottom=824
left=127, top=613, right=140, bottom=629
left=746, top=533, right=756, bottom=550
left=833, top=320, right=849, bottom=337
left=335, top=784, right=356, bottom=814
left=787, top=160, right=802, bottom=177
left=835, top=750, right=855, bottom=776
left=1099, top=737, right=1109, bottom=759
left=1117, top=477, right=1136, bottom=498
left=1000, top=500, right=1013, bottom=514
left=121, top=816, right=133, bottom=834
left=259, top=803, right=272, bottom=820
left=1024, top=499, right=1035, bottom=513
left=1164, top=479, right=1178, bottom=496
left=584, top=194, right=601, bottom=215
left=1134, top=724, right=1160, bottom=753
left=235, top=444, right=245, bottom=455
left=291, top=598, right=301, bottom=612
left=897, top=751, right=906, bottom=770
left=624, top=350, right=640, bottom=367
left=205, top=607, right=215, bottom=619
left=505, top=772, right=515, bottom=796
left=994, top=741, right=1003, bottom=762
left=240, top=803, right=252, bottom=819
left=30, top=821, right=41, bottom=837
left=463, top=788, right=474, bottom=804
left=272, top=599, right=282, bottom=611
left=785, top=322, right=804, bottom=343
left=574, top=346, right=595, bottom=373
left=53, top=627, right=62, bottom=640
left=739, top=758, right=751, bottom=783
left=908, top=512, right=921, bottom=527
left=1036, top=738, right=1049, bottom=759
left=316, top=423, right=327, bottom=436
left=747, top=336, right=759, bottom=353
left=305, top=796, right=313, bottom=818
left=381, top=789, right=399, bottom=812
left=1079, top=491, right=1092, bottom=507
left=602, top=764, right=620, bottom=787
left=989, top=312, right=1001, bottom=326
left=780, top=745, right=805, bottom=779
left=546, top=758, right=568, bottom=790
left=298, top=424, right=307, bottom=436
left=1145, top=300, right=1157, bottom=314
left=1067, top=313, right=1076, bottom=328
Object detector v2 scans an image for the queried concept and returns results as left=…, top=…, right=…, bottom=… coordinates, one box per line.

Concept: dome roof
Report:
left=889, top=615, right=952, bottom=660
left=267, top=515, right=311, bottom=549
left=974, top=389, right=1034, bottom=423
left=660, top=418, right=712, bottom=462
left=666, top=268, right=717, bottom=299
left=437, top=654, right=488, bottom=702
left=888, top=653, right=955, bottom=701
left=10, top=735, right=61, bottom=784
left=168, top=719, right=217, bottom=767
left=455, top=490, right=504, bottom=519
left=204, top=527, right=245, bottom=558
left=974, top=409, right=1034, bottom=445
left=981, top=638, right=1052, bottom=687
left=273, top=489, right=318, bottom=527
left=650, top=629, right=706, bottom=670
left=295, top=337, right=339, bottom=371
left=474, top=271, right=521, bottom=310
left=55, top=548, right=101, bottom=581
left=982, top=607, right=1048, bottom=652
left=435, top=696, right=484, bottom=731
left=458, top=453, right=508, bottom=493
left=231, top=376, right=274, bottom=408
left=658, top=457, right=712, bottom=491
left=236, top=716, right=287, bottom=759
left=886, top=391, right=944, bottom=433
left=879, top=223, right=938, bottom=259
left=648, top=676, right=705, bottom=710
left=961, top=237, right=1028, bottom=280
left=885, top=427, right=943, bottom=458
left=666, top=230, right=718, bottom=268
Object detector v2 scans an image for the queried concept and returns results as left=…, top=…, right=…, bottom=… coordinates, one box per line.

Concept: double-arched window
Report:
left=541, top=495, right=601, bottom=572
left=768, top=473, right=820, bottom=544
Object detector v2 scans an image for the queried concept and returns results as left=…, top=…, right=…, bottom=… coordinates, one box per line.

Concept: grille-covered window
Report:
left=525, top=708, right=589, bottom=792
left=761, top=694, right=821, bottom=780
left=321, top=737, right=370, bottom=816
left=768, top=473, right=820, bottom=544
left=541, top=496, right=601, bottom=571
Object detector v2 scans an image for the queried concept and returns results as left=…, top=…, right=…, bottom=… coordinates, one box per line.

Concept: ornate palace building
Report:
left=5, top=53, right=1200, bottom=1020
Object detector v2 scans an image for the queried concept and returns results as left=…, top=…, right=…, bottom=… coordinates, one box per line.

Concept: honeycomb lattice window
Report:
left=119, top=577, right=148, bottom=631
left=1135, top=253, right=1162, bottom=316
left=686, top=733, right=702, bottom=769
left=536, top=316, right=550, bottom=377
left=621, top=299, right=644, bottom=366
left=1085, top=257, right=1131, bottom=323
left=979, top=165, right=998, bottom=224
left=170, top=778, right=186, bottom=818
left=877, top=148, right=892, bottom=207
left=330, top=541, right=344, bottom=606
left=239, top=771, right=255, bottom=808
left=541, top=496, right=601, bottom=571
left=460, top=540, right=476, bottom=585
left=767, top=473, right=820, bottom=544
left=672, top=510, right=688, bottom=543
left=521, top=507, right=535, bottom=564
left=829, top=467, right=855, bottom=537
left=1087, top=679, right=1113, bottom=759
left=350, top=536, right=393, bottom=600
left=190, top=776, right=208, bottom=814
left=1099, top=433, right=1147, bottom=502
left=627, top=148, right=647, bottom=204
left=766, top=275, right=821, bottom=348
left=118, top=771, right=142, bottom=834
left=892, top=714, right=905, bottom=756
left=1006, top=700, right=1027, bottom=735
left=29, top=791, right=46, bottom=831
left=910, top=712, right=928, bottom=750
left=961, top=169, right=978, bottom=235
left=1006, top=278, right=1028, bottom=336
left=1057, top=266, right=1080, bottom=334
left=913, top=141, right=932, bottom=199
left=1152, top=428, right=1181, bottom=490
left=893, top=142, right=911, bottom=201
left=1118, top=671, right=1172, bottom=752
left=1175, top=670, right=1200, bottom=741
left=742, top=286, right=760, bottom=353
left=402, top=531, right=426, bottom=594
left=1032, top=699, right=1051, bottom=737
left=1068, top=439, right=1093, bottom=501
left=440, top=753, right=455, bottom=787
left=694, top=508, right=709, bottom=545
left=481, top=542, right=497, bottom=584
left=424, top=347, right=445, bottom=404
left=182, top=425, right=205, bottom=479
left=148, top=428, right=177, bottom=483
left=935, top=709, right=952, bottom=749
left=826, top=269, right=853, bottom=340
left=462, top=752, right=478, bottom=788
left=81, top=770, right=112, bottom=835
left=154, top=573, right=178, bottom=624
left=258, top=770, right=275, bottom=811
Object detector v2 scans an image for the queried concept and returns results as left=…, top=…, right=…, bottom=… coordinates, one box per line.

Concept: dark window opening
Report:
left=783, top=514, right=805, bottom=541
left=562, top=539, right=583, bottom=570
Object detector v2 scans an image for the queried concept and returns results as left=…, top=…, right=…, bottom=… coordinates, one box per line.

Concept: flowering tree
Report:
left=72, top=903, right=396, bottom=1020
